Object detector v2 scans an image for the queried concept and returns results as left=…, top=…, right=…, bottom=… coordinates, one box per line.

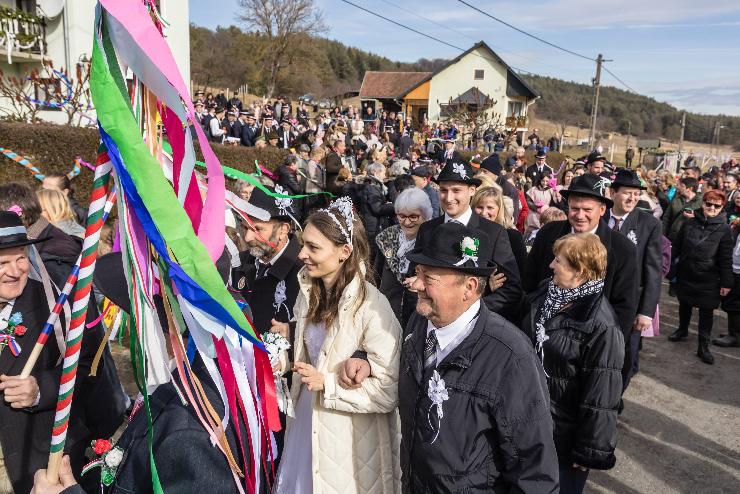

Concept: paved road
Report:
left=587, top=283, right=740, bottom=493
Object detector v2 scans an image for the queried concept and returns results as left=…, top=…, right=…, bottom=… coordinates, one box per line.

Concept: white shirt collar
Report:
left=426, top=299, right=480, bottom=364
left=444, top=207, right=473, bottom=226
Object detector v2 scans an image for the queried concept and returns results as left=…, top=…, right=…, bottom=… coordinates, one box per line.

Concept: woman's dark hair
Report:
left=45, top=172, right=75, bottom=199
left=394, top=175, right=415, bottom=195
left=304, top=209, right=372, bottom=329
left=0, top=182, right=42, bottom=226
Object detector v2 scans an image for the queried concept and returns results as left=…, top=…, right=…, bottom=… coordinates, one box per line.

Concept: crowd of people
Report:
left=1, top=97, right=738, bottom=494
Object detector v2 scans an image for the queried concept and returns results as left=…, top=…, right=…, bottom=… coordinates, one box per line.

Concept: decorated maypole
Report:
left=47, top=157, right=114, bottom=478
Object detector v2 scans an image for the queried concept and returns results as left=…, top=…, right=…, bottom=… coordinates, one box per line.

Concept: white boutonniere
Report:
left=452, top=162, right=467, bottom=179
left=627, top=230, right=638, bottom=245
left=454, top=236, right=480, bottom=267
left=427, top=370, right=449, bottom=443
left=274, top=280, right=287, bottom=311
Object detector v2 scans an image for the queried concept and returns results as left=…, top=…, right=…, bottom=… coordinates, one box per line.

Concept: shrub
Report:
left=0, top=122, right=289, bottom=206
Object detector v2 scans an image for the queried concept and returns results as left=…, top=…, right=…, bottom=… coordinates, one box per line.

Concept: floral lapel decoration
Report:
left=454, top=236, right=480, bottom=267
left=452, top=162, right=467, bottom=179
left=262, top=331, right=294, bottom=417
left=0, top=312, right=26, bottom=357
left=427, top=370, right=449, bottom=444
left=627, top=230, right=638, bottom=245
left=82, top=439, right=124, bottom=487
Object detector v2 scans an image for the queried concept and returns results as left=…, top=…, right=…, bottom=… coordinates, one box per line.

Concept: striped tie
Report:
left=424, top=329, right=437, bottom=369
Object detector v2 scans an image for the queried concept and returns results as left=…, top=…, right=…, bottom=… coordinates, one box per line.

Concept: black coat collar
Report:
left=267, top=235, right=303, bottom=281
left=554, top=219, right=613, bottom=252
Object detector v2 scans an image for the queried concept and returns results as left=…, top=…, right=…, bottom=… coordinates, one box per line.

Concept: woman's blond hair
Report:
left=36, top=188, right=76, bottom=224
left=553, top=233, right=607, bottom=281
left=471, top=186, right=513, bottom=228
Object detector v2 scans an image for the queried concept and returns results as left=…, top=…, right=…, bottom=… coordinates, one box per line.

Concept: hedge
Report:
left=0, top=122, right=289, bottom=206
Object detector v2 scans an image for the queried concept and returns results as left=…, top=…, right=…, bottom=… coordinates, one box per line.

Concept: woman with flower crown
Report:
left=272, top=197, right=402, bottom=493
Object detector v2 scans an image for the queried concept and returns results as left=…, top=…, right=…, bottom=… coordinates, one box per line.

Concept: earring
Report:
left=339, top=258, right=346, bottom=263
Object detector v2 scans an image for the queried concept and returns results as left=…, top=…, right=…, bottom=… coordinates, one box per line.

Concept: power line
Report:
left=377, top=0, right=571, bottom=74
left=456, top=0, right=596, bottom=62
left=602, top=66, right=639, bottom=93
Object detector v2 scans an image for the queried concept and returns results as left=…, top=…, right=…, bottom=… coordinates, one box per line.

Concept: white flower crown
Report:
left=319, top=196, right=355, bottom=244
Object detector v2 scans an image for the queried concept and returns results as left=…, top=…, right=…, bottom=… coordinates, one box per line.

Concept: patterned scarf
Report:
left=535, top=278, right=605, bottom=361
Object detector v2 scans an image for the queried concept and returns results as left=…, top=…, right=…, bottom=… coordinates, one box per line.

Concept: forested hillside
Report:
left=190, top=24, right=739, bottom=149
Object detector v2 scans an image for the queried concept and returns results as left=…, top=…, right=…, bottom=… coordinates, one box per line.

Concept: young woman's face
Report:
left=563, top=171, right=574, bottom=185
left=474, top=196, right=499, bottom=222
left=298, top=223, right=350, bottom=280
left=539, top=175, right=550, bottom=188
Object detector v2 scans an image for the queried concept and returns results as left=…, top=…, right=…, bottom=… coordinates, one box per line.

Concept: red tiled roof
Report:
left=359, top=71, right=432, bottom=99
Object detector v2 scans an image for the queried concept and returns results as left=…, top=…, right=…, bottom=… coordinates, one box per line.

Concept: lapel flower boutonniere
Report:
left=0, top=312, right=26, bottom=357
left=427, top=370, right=449, bottom=444
left=627, top=230, right=638, bottom=245
left=82, top=439, right=124, bottom=487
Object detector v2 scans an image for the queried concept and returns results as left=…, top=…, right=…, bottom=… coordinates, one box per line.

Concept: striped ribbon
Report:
left=0, top=147, right=45, bottom=180
left=50, top=160, right=113, bottom=455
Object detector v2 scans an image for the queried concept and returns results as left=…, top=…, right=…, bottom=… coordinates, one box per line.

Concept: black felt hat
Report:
left=0, top=211, right=49, bottom=249
left=586, top=151, right=606, bottom=164
left=535, top=149, right=547, bottom=159
left=560, top=173, right=614, bottom=208
left=434, top=159, right=482, bottom=186
left=406, top=222, right=496, bottom=276
left=410, top=166, right=430, bottom=178
left=480, top=153, right=503, bottom=175
left=248, top=185, right=296, bottom=222
left=610, top=169, right=645, bottom=190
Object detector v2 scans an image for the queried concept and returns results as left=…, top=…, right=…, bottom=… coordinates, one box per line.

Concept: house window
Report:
left=507, top=101, right=524, bottom=117
left=34, top=78, right=63, bottom=111
left=474, top=69, right=484, bottom=80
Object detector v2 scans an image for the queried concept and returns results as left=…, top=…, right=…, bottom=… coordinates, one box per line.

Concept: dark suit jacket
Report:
left=240, top=124, right=260, bottom=147
left=415, top=212, right=523, bottom=321
left=324, top=152, right=344, bottom=194
left=525, top=163, right=553, bottom=186
left=222, top=119, right=243, bottom=139
left=0, top=280, right=94, bottom=493
left=435, top=149, right=461, bottom=164
left=101, top=357, right=248, bottom=494
left=235, top=236, right=303, bottom=334
left=277, top=129, right=296, bottom=149
left=606, top=209, right=663, bottom=319
left=524, top=219, right=638, bottom=353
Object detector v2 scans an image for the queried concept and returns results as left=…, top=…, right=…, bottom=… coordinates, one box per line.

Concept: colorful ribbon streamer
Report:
left=0, top=146, right=45, bottom=180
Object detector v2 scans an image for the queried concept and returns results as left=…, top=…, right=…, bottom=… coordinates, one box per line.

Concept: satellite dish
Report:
left=37, top=0, right=66, bottom=19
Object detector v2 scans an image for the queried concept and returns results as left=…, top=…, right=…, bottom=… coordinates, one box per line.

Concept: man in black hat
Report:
left=223, top=111, right=243, bottom=140
left=277, top=118, right=296, bottom=150
left=398, top=221, right=558, bottom=493
left=0, top=212, right=101, bottom=493
left=240, top=111, right=260, bottom=147
left=525, top=150, right=553, bottom=188
left=436, top=138, right=460, bottom=164
left=525, top=174, right=638, bottom=359
left=208, top=107, right=226, bottom=143
left=227, top=91, right=243, bottom=113
left=414, top=159, right=523, bottom=321
left=606, top=169, right=662, bottom=390
left=410, top=166, right=440, bottom=218
left=586, top=152, right=607, bottom=175
left=234, top=186, right=303, bottom=337
left=479, top=153, right=520, bottom=219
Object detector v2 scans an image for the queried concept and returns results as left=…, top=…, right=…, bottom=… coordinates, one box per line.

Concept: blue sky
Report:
left=189, top=0, right=740, bottom=116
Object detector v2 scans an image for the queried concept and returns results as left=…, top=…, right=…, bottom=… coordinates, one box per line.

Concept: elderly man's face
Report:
left=0, top=246, right=30, bottom=301
left=568, top=196, right=606, bottom=232
left=412, top=265, right=477, bottom=327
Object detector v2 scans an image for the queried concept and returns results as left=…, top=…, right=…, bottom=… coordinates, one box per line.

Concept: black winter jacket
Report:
left=674, top=209, right=734, bottom=309
left=400, top=304, right=559, bottom=493
left=359, top=175, right=395, bottom=238
left=522, top=284, right=625, bottom=470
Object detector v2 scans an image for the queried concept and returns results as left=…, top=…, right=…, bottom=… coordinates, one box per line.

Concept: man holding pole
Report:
left=0, top=211, right=94, bottom=493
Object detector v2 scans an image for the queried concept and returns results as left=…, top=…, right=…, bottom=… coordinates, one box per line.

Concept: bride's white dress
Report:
left=274, top=321, right=327, bottom=494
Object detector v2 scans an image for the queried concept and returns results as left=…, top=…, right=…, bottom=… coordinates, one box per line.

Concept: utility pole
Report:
left=588, top=54, right=604, bottom=150
left=677, top=112, right=686, bottom=172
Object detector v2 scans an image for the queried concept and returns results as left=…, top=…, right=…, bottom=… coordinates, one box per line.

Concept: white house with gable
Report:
left=0, top=0, right=189, bottom=124
left=359, top=41, right=539, bottom=139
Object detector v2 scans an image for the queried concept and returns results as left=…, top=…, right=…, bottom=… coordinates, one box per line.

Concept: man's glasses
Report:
left=703, top=202, right=723, bottom=209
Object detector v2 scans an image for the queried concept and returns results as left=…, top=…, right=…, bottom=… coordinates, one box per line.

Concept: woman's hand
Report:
left=488, top=271, right=506, bottom=292
left=270, top=319, right=290, bottom=339
left=293, top=362, right=325, bottom=391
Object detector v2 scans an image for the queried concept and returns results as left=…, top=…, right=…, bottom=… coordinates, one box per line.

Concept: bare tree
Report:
left=440, top=87, right=512, bottom=151
left=237, top=0, right=326, bottom=98
left=0, top=67, right=44, bottom=122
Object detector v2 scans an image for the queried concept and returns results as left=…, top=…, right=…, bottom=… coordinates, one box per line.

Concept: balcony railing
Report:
left=0, top=6, right=46, bottom=63
left=505, top=115, right=528, bottom=129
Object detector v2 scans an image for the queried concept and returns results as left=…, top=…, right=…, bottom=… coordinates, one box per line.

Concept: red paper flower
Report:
left=93, top=439, right=113, bottom=455
left=13, top=325, right=26, bottom=336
